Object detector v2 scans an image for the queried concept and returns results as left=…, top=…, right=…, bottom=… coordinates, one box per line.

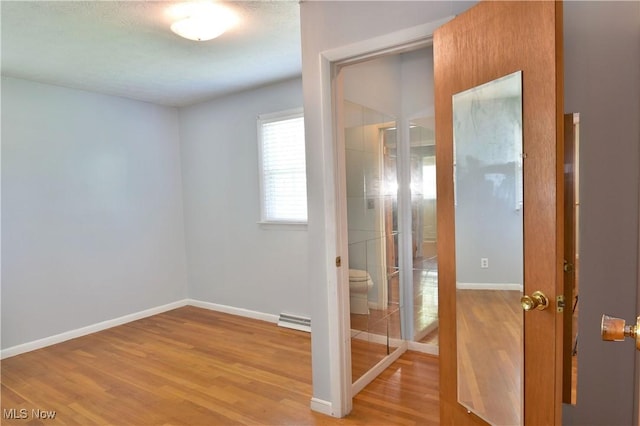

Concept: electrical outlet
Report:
left=480, top=258, right=489, bottom=268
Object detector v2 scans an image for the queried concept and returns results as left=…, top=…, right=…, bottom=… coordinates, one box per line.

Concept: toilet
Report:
left=349, top=269, right=374, bottom=315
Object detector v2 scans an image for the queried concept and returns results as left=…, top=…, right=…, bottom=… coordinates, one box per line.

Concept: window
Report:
left=257, top=108, right=307, bottom=224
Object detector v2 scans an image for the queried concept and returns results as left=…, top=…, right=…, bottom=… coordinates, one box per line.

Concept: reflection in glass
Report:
left=453, top=71, right=523, bottom=425
left=384, top=122, right=440, bottom=344
left=343, top=101, right=401, bottom=384
left=409, top=122, right=439, bottom=343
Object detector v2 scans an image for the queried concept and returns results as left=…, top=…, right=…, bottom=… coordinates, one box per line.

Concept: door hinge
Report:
left=563, top=260, right=574, bottom=273
left=556, top=295, right=565, bottom=313
left=336, top=256, right=341, bottom=267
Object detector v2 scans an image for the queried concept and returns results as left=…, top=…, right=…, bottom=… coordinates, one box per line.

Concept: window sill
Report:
left=258, top=221, right=308, bottom=231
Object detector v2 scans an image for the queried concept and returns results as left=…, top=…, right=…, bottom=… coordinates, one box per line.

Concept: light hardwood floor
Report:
left=457, top=289, right=522, bottom=426
left=414, top=242, right=439, bottom=342
left=1, top=306, right=439, bottom=425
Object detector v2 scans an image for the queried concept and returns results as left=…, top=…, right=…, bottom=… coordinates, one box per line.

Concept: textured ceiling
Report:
left=1, top=1, right=302, bottom=107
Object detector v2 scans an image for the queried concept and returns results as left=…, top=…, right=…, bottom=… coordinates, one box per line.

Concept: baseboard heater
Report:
left=277, top=313, right=311, bottom=333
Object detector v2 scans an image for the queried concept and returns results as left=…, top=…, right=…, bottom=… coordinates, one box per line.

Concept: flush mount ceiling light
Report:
left=168, top=2, right=238, bottom=41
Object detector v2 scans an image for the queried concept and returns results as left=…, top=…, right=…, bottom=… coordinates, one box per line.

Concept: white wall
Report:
left=563, top=2, right=640, bottom=424
left=342, top=47, right=434, bottom=123
left=300, top=0, right=476, bottom=410
left=343, top=56, right=400, bottom=116
left=454, top=95, right=524, bottom=287
left=400, top=47, right=435, bottom=120
left=1, top=76, right=309, bottom=353
left=1, top=76, right=188, bottom=349
left=178, top=78, right=310, bottom=319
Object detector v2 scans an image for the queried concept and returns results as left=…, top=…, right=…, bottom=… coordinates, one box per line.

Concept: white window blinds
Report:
left=258, top=110, right=307, bottom=223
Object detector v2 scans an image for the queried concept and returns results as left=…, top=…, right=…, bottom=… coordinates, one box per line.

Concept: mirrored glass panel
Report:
left=409, top=120, right=439, bottom=344
left=343, top=101, right=401, bottom=383
left=454, top=71, right=523, bottom=425
left=386, top=120, right=440, bottom=344
left=339, top=47, right=439, bottom=389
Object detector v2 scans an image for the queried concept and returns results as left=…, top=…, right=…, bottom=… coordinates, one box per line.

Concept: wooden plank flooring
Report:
left=456, top=289, right=522, bottom=425
left=1, top=306, right=439, bottom=425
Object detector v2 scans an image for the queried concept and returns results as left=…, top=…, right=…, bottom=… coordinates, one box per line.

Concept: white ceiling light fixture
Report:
left=169, top=2, right=239, bottom=42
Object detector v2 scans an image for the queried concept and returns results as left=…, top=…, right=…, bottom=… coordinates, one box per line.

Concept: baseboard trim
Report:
left=352, top=341, right=407, bottom=395
left=367, top=300, right=389, bottom=311
left=310, top=397, right=333, bottom=416
left=413, top=320, right=439, bottom=342
left=1, top=299, right=283, bottom=359
left=350, top=329, right=404, bottom=348
left=408, top=340, right=439, bottom=355
left=457, top=282, right=523, bottom=291
left=1, top=299, right=189, bottom=359
left=187, top=299, right=279, bottom=324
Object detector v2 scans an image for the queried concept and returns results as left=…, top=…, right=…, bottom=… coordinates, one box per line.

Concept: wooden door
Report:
left=435, top=2, right=564, bottom=425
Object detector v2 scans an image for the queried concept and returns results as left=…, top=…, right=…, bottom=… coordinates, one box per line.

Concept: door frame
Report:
left=637, top=297, right=640, bottom=426
left=317, top=17, right=454, bottom=417
left=563, top=113, right=579, bottom=404
left=637, top=161, right=640, bottom=426
left=637, top=211, right=640, bottom=426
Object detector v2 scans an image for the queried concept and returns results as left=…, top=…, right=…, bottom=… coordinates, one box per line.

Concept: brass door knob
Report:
left=601, top=314, right=640, bottom=350
left=521, top=291, right=549, bottom=311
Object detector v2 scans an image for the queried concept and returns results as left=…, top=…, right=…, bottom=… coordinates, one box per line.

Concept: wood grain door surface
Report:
left=434, top=2, right=564, bottom=424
